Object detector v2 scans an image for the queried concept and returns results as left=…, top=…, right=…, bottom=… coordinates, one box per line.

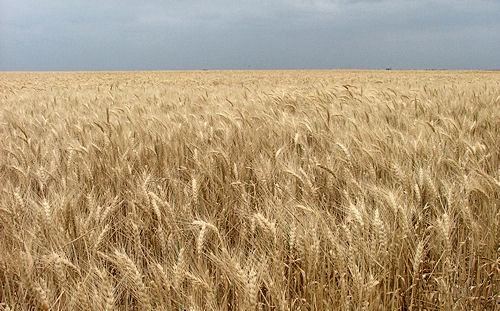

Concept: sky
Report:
left=0, top=0, right=499, bottom=71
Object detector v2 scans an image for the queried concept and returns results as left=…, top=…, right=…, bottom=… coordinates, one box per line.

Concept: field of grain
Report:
left=0, top=70, right=499, bottom=310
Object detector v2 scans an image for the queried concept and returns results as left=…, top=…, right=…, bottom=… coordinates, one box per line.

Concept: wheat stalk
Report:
left=113, top=250, right=151, bottom=310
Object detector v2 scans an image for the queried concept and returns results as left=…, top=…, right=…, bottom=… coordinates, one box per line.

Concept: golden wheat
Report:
left=0, top=70, right=499, bottom=310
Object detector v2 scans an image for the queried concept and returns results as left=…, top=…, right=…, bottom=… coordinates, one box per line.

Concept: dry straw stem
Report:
left=0, top=70, right=499, bottom=310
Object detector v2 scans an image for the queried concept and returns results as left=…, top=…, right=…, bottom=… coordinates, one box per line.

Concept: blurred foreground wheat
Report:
left=0, top=70, right=499, bottom=310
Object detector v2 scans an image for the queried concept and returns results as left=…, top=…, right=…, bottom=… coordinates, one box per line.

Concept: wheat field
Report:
left=0, top=70, right=498, bottom=310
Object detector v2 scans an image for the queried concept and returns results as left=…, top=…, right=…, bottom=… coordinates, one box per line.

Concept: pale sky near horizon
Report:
left=1, top=0, right=499, bottom=71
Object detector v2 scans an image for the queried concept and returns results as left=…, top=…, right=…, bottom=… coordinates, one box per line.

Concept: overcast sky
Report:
left=1, top=0, right=499, bottom=71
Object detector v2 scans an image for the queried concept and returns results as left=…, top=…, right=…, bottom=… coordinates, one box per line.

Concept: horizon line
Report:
left=1, top=68, right=499, bottom=73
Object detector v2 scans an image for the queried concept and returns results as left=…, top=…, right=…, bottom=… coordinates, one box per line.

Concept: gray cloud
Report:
left=1, top=0, right=499, bottom=70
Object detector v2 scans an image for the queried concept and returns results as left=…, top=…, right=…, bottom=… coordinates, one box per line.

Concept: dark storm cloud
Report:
left=1, top=0, right=499, bottom=70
